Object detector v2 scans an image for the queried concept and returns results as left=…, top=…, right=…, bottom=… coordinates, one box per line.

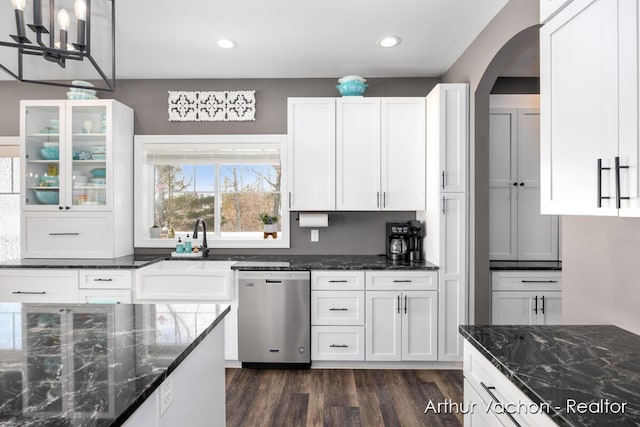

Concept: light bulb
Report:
left=57, top=9, right=71, bottom=30
left=74, top=0, right=86, bottom=20
left=10, top=0, right=27, bottom=11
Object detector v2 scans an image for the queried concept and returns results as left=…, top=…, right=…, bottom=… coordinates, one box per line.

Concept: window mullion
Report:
left=214, top=165, right=222, bottom=239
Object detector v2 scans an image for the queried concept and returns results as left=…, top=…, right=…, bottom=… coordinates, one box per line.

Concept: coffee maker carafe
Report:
left=407, top=220, right=423, bottom=262
left=386, top=222, right=410, bottom=261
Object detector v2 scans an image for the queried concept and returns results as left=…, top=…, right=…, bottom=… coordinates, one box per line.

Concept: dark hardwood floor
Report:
left=225, top=368, right=463, bottom=427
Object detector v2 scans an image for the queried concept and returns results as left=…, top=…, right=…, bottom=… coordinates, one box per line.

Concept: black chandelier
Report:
left=1, top=0, right=115, bottom=91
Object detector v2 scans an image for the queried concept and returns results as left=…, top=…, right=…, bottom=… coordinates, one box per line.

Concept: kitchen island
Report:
left=0, top=302, right=229, bottom=426
left=459, top=324, right=640, bottom=426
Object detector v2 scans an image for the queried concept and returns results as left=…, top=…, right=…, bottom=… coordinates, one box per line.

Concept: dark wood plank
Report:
left=324, top=406, right=361, bottom=427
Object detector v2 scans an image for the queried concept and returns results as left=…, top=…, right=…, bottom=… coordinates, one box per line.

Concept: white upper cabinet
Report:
left=540, top=0, right=640, bottom=217
left=336, top=98, right=381, bottom=210
left=287, top=98, right=336, bottom=211
left=380, top=98, right=426, bottom=210
left=426, top=84, right=468, bottom=193
left=289, top=96, right=425, bottom=211
left=490, top=103, right=559, bottom=260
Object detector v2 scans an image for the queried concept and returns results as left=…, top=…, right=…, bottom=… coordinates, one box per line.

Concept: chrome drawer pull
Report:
left=49, top=232, right=80, bottom=236
left=93, top=278, right=113, bottom=282
left=328, top=280, right=348, bottom=283
left=329, top=344, right=348, bottom=348
left=328, top=308, right=348, bottom=311
left=393, top=280, right=412, bottom=283
left=480, top=382, right=521, bottom=427
left=12, top=291, right=46, bottom=295
left=521, top=280, right=557, bottom=283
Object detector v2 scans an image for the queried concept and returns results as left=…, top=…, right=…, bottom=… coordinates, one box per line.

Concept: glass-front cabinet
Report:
left=19, top=99, right=134, bottom=258
left=21, top=101, right=110, bottom=211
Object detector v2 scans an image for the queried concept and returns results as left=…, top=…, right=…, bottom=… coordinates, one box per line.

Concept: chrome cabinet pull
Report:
left=597, top=158, right=611, bottom=208
left=521, top=280, right=557, bottom=283
left=288, top=192, right=292, bottom=207
left=330, top=344, right=348, bottom=348
left=480, top=382, right=522, bottom=427
left=393, top=280, right=412, bottom=283
left=441, top=196, right=446, bottom=214
left=541, top=295, right=545, bottom=314
left=615, top=156, right=630, bottom=209
left=49, top=232, right=79, bottom=236
left=328, top=280, right=348, bottom=283
left=93, top=278, right=113, bottom=282
left=441, top=170, right=445, bottom=189
left=12, top=291, right=46, bottom=295
left=397, top=295, right=400, bottom=314
left=404, top=295, right=408, bottom=314
left=383, top=192, right=386, bottom=208
left=328, top=308, right=348, bottom=311
left=533, top=296, right=538, bottom=314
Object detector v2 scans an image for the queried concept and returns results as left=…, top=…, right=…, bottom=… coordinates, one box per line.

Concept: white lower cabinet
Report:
left=464, top=341, right=557, bottom=427
left=491, top=271, right=562, bottom=325
left=78, top=269, right=134, bottom=304
left=0, top=269, right=78, bottom=303
left=78, top=289, right=133, bottom=304
left=311, top=291, right=364, bottom=326
left=311, top=326, right=365, bottom=361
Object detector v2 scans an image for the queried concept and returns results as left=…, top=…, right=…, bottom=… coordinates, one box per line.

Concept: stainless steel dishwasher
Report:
left=238, top=270, right=311, bottom=368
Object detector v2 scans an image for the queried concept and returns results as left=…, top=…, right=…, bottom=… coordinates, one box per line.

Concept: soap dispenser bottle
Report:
left=184, top=234, right=192, bottom=253
left=176, top=237, right=184, bottom=253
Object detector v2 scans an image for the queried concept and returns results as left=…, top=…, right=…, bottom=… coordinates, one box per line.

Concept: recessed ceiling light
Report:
left=216, top=38, right=237, bottom=49
left=379, top=36, right=401, bottom=48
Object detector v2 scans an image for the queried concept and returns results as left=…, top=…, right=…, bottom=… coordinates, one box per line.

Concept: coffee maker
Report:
left=386, top=221, right=423, bottom=262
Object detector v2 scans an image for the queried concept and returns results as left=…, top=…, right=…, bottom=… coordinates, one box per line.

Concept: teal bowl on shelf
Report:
left=336, top=80, right=368, bottom=96
left=40, top=176, right=59, bottom=187
left=33, top=190, right=59, bottom=205
left=39, top=148, right=59, bottom=160
left=91, top=168, right=106, bottom=178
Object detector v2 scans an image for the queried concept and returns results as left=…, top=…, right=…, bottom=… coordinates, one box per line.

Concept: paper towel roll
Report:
left=299, top=213, right=329, bottom=227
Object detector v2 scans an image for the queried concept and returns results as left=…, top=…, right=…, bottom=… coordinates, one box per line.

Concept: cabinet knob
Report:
left=59, top=206, right=64, bottom=210
left=513, top=182, right=518, bottom=186
left=65, top=206, right=70, bottom=210
left=519, top=182, right=524, bottom=186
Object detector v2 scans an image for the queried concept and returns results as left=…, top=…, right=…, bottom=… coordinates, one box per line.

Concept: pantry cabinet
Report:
left=490, top=105, right=559, bottom=260
left=20, top=100, right=134, bottom=258
left=289, top=97, right=425, bottom=212
left=540, top=0, right=640, bottom=217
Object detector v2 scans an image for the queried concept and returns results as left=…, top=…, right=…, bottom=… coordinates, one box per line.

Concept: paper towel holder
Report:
left=298, top=212, right=329, bottom=228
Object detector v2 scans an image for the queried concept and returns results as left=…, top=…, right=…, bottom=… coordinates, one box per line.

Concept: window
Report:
left=135, top=135, right=289, bottom=248
left=0, top=140, right=20, bottom=261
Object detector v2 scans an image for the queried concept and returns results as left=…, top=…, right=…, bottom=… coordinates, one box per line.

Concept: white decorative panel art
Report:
left=168, top=91, right=256, bottom=122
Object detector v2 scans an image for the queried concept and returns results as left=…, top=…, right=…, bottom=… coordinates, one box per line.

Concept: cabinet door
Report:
left=438, top=193, right=466, bottom=361
left=380, top=98, right=425, bottom=210
left=20, top=101, right=66, bottom=212
left=517, top=109, right=559, bottom=260
left=365, top=291, right=401, bottom=361
left=336, top=98, right=381, bottom=210
left=435, top=84, right=468, bottom=193
left=402, top=291, right=437, bottom=361
left=489, top=109, right=517, bottom=260
left=538, top=292, right=562, bottom=325
left=287, top=98, right=336, bottom=210
left=540, top=0, right=619, bottom=216
left=0, top=269, right=79, bottom=303
left=491, top=291, right=536, bottom=325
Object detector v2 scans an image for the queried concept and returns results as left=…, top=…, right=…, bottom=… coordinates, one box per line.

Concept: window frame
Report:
left=134, top=134, right=289, bottom=249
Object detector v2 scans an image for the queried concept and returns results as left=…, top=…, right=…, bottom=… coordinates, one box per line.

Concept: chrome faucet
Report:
left=193, top=218, right=209, bottom=257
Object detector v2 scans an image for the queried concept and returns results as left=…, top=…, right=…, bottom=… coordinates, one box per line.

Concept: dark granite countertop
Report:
left=460, top=325, right=640, bottom=427
left=0, top=255, right=438, bottom=271
left=0, top=302, right=229, bottom=426
left=490, top=260, right=562, bottom=271
left=0, top=255, right=162, bottom=269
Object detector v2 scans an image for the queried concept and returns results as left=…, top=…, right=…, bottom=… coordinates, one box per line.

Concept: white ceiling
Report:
left=1, top=0, right=509, bottom=80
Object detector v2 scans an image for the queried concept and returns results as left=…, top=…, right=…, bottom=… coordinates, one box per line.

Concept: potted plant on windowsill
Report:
left=260, top=213, right=279, bottom=239
left=149, top=224, right=161, bottom=238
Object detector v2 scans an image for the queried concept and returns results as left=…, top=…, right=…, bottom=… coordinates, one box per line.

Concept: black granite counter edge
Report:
left=111, top=305, right=231, bottom=427
left=231, top=265, right=439, bottom=271
left=458, top=327, right=570, bottom=427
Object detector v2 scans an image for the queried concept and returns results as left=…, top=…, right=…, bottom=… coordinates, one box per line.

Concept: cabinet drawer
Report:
left=311, top=271, right=365, bottom=290
left=365, top=271, right=437, bottom=290
left=79, top=270, right=133, bottom=289
left=79, top=289, right=132, bottom=304
left=492, top=271, right=562, bottom=291
left=464, top=342, right=556, bottom=427
left=23, top=214, right=114, bottom=258
left=311, top=326, right=365, bottom=361
left=0, top=269, right=79, bottom=303
left=311, top=291, right=364, bottom=325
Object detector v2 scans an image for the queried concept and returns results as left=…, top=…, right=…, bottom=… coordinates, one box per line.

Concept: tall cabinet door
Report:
left=517, top=109, right=559, bottom=260
left=401, top=291, right=437, bottom=361
left=489, top=109, right=517, bottom=260
left=380, top=98, right=425, bottom=211
left=287, top=98, right=336, bottom=210
left=438, top=192, right=466, bottom=361
left=365, top=291, right=401, bottom=361
left=336, top=98, right=381, bottom=210
left=540, top=0, right=619, bottom=216
left=436, top=85, right=469, bottom=193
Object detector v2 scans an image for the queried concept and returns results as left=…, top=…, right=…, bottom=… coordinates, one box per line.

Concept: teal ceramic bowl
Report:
left=39, top=148, right=59, bottom=160
left=34, top=190, right=59, bottom=204
left=91, top=168, right=106, bottom=178
left=336, top=80, right=368, bottom=96
left=40, top=176, right=59, bottom=187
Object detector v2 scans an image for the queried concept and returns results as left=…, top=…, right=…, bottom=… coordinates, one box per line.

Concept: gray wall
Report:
left=0, top=77, right=438, bottom=256
left=442, top=0, right=540, bottom=323
left=562, top=217, right=640, bottom=335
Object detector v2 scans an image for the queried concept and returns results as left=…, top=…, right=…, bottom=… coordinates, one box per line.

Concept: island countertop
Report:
left=459, top=324, right=640, bottom=427
left=0, top=302, right=230, bottom=426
